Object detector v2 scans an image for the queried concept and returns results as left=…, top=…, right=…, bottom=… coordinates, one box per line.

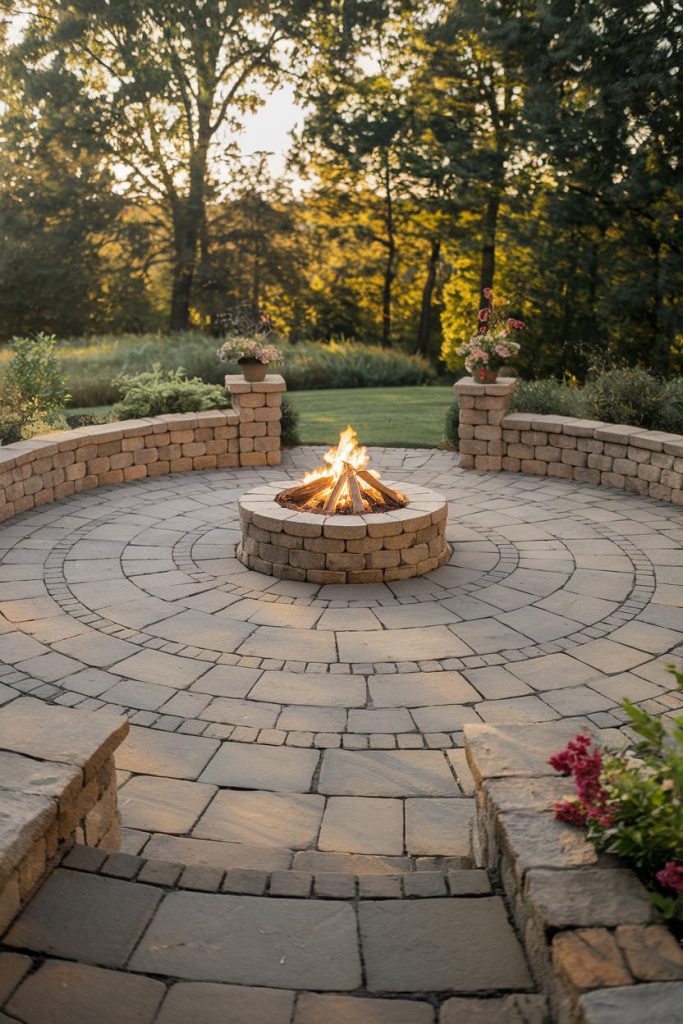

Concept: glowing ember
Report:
left=277, top=425, right=408, bottom=515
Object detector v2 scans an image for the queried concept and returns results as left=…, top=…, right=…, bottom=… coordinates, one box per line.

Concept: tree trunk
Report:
left=381, top=157, right=396, bottom=348
left=416, top=238, right=441, bottom=357
left=168, top=142, right=209, bottom=332
left=649, top=237, right=669, bottom=374
left=479, top=188, right=500, bottom=307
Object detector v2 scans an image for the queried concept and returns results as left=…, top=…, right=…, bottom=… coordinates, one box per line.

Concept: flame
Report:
left=302, top=425, right=381, bottom=508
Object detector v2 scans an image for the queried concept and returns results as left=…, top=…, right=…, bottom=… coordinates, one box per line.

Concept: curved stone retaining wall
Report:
left=0, top=375, right=285, bottom=524
left=455, top=377, right=683, bottom=505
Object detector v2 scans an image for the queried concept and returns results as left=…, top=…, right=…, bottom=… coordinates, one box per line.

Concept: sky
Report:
left=235, top=85, right=304, bottom=177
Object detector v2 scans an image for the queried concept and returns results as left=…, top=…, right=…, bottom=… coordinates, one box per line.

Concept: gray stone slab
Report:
left=337, top=627, right=472, bottom=663
left=579, top=982, right=683, bottom=1024
left=571, top=639, right=650, bottom=673
left=250, top=671, right=366, bottom=707
left=116, top=726, right=219, bottom=780
left=295, top=993, right=433, bottom=1024
left=53, top=631, right=139, bottom=667
left=190, top=664, right=262, bottom=698
left=6, top=960, right=165, bottom=1024
left=347, top=709, right=414, bottom=734
left=277, top=705, right=347, bottom=732
left=130, top=890, right=362, bottom=989
left=411, top=706, right=482, bottom=732
left=359, top=897, right=532, bottom=992
left=451, top=620, right=530, bottom=655
left=199, top=696, right=279, bottom=729
left=5, top=870, right=162, bottom=968
left=199, top=742, right=319, bottom=792
left=142, top=833, right=291, bottom=872
left=0, top=751, right=80, bottom=803
left=404, top=798, right=474, bottom=857
left=526, top=868, right=656, bottom=929
left=463, top=719, right=592, bottom=784
left=118, top=775, right=216, bottom=833
left=0, top=789, right=55, bottom=882
left=319, top=798, right=404, bottom=855
left=193, top=791, right=324, bottom=849
left=318, top=750, right=459, bottom=797
left=506, top=653, right=596, bottom=690
left=0, top=696, right=127, bottom=780
left=368, top=672, right=479, bottom=708
left=147, top=610, right=256, bottom=654
left=112, top=649, right=209, bottom=687
left=440, top=995, right=549, bottom=1024
left=156, top=982, right=295, bottom=1024
left=238, top=626, right=337, bottom=663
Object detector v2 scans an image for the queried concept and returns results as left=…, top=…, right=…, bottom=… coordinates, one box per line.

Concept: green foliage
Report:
left=279, top=397, right=300, bottom=448
left=511, top=379, right=588, bottom=418
left=0, top=334, right=70, bottom=444
left=445, top=398, right=459, bottom=448
left=658, top=379, right=683, bottom=434
left=585, top=368, right=665, bottom=428
left=111, top=367, right=229, bottom=420
left=282, top=341, right=436, bottom=391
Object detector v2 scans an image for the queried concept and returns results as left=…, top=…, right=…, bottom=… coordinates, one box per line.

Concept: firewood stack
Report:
left=277, top=465, right=407, bottom=515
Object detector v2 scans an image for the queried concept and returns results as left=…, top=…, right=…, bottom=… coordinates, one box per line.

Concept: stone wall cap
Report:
left=593, top=424, right=644, bottom=442
left=501, top=413, right=535, bottom=427
left=0, top=750, right=81, bottom=804
left=560, top=419, right=606, bottom=437
left=225, top=374, right=286, bottom=393
left=630, top=430, right=682, bottom=452
left=464, top=719, right=593, bottom=785
left=0, top=697, right=129, bottom=782
left=454, top=376, right=517, bottom=396
left=0, top=788, right=55, bottom=884
left=526, top=867, right=656, bottom=930
left=579, top=980, right=683, bottom=1024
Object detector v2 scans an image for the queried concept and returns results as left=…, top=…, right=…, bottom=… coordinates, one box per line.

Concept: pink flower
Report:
left=478, top=308, right=490, bottom=322
left=549, top=734, right=613, bottom=828
left=554, top=799, right=587, bottom=827
left=656, top=861, right=683, bottom=893
left=508, top=318, right=526, bottom=330
left=482, top=287, right=493, bottom=300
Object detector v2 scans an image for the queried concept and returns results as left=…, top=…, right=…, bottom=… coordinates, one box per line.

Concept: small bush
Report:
left=659, top=378, right=683, bottom=434
left=511, top=378, right=588, bottom=418
left=111, top=366, right=229, bottom=420
left=0, top=333, right=70, bottom=443
left=585, top=367, right=665, bottom=428
left=65, top=413, right=110, bottom=429
left=445, top=399, right=459, bottom=448
left=280, top=397, right=300, bottom=447
left=283, top=340, right=436, bottom=391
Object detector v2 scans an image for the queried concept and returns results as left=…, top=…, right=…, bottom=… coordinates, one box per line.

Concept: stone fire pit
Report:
left=237, top=480, right=450, bottom=584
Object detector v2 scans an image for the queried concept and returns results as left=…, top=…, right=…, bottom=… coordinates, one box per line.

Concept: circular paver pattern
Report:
left=1, top=446, right=682, bottom=870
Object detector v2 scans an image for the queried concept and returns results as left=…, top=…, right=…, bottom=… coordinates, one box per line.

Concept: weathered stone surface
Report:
left=130, top=891, right=362, bottom=989
left=118, top=775, right=216, bottom=833
left=251, top=671, right=366, bottom=707
left=579, top=981, right=683, bottom=1024
left=5, top=870, right=162, bottom=968
left=552, top=928, right=632, bottom=992
left=0, top=752, right=80, bottom=804
left=440, top=995, right=549, bottom=1024
left=497, top=810, right=598, bottom=878
left=0, top=952, right=31, bottom=1004
left=0, top=697, right=128, bottom=781
left=194, top=791, right=324, bottom=849
left=156, top=982, right=295, bottom=1024
left=359, top=898, right=532, bottom=992
left=116, top=727, right=219, bottom=781
left=404, top=798, right=474, bottom=857
left=6, top=960, right=165, bottom=1024
left=319, top=798, right=403, bottom=855
left=615, top=924, right=683, bottom=981
left=294, top=993, right=433, bottom=1023
left=464, top=719, right=592, bottom=785
left=0, top=789, right=54, bottom=883
left=199, top=742, right=318, bottom=791
left=525, top=868, right=656, bottom=930
left=142, top=834, right=291, bottom=872
left=318, top=750, right=459, bottom=797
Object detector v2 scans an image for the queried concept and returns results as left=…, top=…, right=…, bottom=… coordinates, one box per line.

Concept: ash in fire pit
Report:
left=276, top=427, right=407, bottom=515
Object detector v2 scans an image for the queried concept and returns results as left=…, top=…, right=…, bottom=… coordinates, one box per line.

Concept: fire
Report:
left=277, top=425, right=407, bottom=515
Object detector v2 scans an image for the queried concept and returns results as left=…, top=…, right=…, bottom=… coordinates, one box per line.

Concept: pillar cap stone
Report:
left=454, top=377, right=518, bottom=397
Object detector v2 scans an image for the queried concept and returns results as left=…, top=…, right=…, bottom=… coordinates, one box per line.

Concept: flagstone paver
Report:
left=1, top=446, right=682, bottom=1021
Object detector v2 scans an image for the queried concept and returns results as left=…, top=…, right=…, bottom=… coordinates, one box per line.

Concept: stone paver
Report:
left=130, top=891, right=362, bottom=989
left=405, top=798, right=475, bottom=857
left=193, top=791, right=325, bottom=848
left=319, top=798, right=403, bottom=855
left=318, top=750, right=460, bottom=797
left=118, top=775, right=216, bottom=833
left=199, top=742, right=319, bottom=791
left=156, top=983, right=294, bottom=1024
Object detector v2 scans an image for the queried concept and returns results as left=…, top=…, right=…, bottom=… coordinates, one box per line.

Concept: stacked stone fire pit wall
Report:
left=0, top=375, right=285, bottom=524
left=455, top=377, right=683, bottom=505
left=464, top=721, right=683, bottom=1024
left=238, top=481, right=450, bottom=584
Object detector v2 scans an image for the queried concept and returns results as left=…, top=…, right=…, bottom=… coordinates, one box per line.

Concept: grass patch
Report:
left=288, top=387, right=454, bottom=448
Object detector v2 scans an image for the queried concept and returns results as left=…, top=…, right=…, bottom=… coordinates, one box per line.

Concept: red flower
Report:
left=508, top=318, right=526, bottom=330
left=554, top=799, right=587, bottom=827
left=482, top=287, right=493, bottom=300
left=478, top=308, right=490, bottom=322
left=656, top=861, right=683, bottom=893
left=549, top=734, right=612, bottom=828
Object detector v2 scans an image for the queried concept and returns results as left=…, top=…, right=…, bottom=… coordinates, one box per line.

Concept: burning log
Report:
left=276, top=426, right=408, bottom=515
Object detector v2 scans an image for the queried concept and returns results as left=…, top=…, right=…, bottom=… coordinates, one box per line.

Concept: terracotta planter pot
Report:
left=238, top=358, right=268, bottom=383
left=474, top=366, right=498, bottom=384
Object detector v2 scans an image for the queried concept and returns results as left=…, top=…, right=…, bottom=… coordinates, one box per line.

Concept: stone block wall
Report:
left=455, top=377, right=683, bottom=505
left=0, top=697, right=129, bottom=932
left=464, top=721, right=683, bottom=1024
left=0, top=375, right=285, bottom=524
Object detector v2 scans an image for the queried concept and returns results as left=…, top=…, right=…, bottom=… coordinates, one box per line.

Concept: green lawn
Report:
left=68, top=385, right=455, bottom=449
left=288, top=386, right=453, bottom=448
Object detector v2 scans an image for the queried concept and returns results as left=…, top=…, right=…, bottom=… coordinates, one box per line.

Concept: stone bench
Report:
left=455, top=377, right=683, bottom=506
left=0, top=696, right=128, bottom=933
left=0, top=375, right=286, bottom=524
left=464, top=720, right=683, bottom=1023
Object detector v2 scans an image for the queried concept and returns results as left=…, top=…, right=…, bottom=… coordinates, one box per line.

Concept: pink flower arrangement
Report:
left=656, top=862, right=683, bottom=893
left=456, top=289, right=525, bottom=378
left=549, top=733, right=613, bottom=828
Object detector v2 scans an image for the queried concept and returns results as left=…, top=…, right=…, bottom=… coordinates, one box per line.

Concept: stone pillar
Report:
left=454, top=376, right=517, bottom=471
left=225, top=374, right=286, bottom=468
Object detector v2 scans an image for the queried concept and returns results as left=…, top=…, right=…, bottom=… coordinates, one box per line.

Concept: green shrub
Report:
left=111, top=366, right=229, bottom=420
left=585, top=367, right=665, bottom=428
left=659, top=378, right=683, bottom=434
left=280, top=396, right=300, bottom=447
left=445, top=398, right=459, bottom=448
left=511, top=378, right=588, bottom=418
left=0, top=333, right=70, bottom=444
left=283, top=340, right=436, bottom=391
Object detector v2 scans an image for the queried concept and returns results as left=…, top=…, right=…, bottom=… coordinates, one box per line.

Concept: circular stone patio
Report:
left=1, top=446, right=682, bottom=868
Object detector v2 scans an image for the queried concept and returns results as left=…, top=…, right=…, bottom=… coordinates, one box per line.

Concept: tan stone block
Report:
left=588, top=454, right=612, bottom=472
left=459, top=439, right=488, bottom=456
left=110, top=452, right=134, bottom=470
left=502, top=457, right=521, bottom=472
left=347, top=569, right=386, bottom=584
left=235, top=392, right=266, bottom=408
left=487, top=441, right=505, bottom=457
left=626, top=446, right=650, bottom=463
left=253, top=435, right=279, bottom=452
left=14, top=494, right=35, bottom=512
left=458, top=453, right=475, bottom=469
left=5, top=482, right=24, bottom=501
left=366, top=518, right=403, bottom=538
left=577, top=438, right=603, bottom=453
left=548, top=463, right=573, bottom=479
left=573, top=467, right=601, bottom=484
left=416, top=523, right=439, bottom=544
left=169, top=458, right=193, bottom=473
left=474, top=455, right=502, bottom=471
left=215, top=425, right=239, bottom=440
left=613, top=458, right=637, bottom=477
left=32, top=456, right=52, bottom=474
left=383, top=531, right=416, bottom=550
left=487, top=410, right=505, bottom=427
left=267, top=421, right=282, bottom=436
left=507, top=443, right=534, bottom=459
left=34, top=488, right=55, bottom=507
left=75, top=476, right=98, bottom=493
left=417, top=556, right=440, bottom=574
left=651, top=451, right=674, bottom=469
left=75, top=444, right=98, bottom=462
left=458, top=423, right=475, bottom=441
left=18, top=837, right=46, bottom=901
left=124, top=465, right=147, bottom=481
left=86, top=457, right=110, bottom=475
left=239, top=437, right=255, bottom=453
left=170, top=429, right=194, bottom=443
left=274, top=563, right=307, bottom=582
left=562, top=449, right=588, bottom=467
left=502, top=429, right=520, bottom=443
left=326, top=551, right=366, bottom=571
left=521, top=431, right=548, bottom=446
left=146, top=460, right=170, bottom=477
left=181, top=442, right=206, bottom=457
left=306, top=569, right=346, bottom=584
left=460, top=409, right=488, bottom=426
left=648, top=482, right=672, bottom=500
left=98, top=469, right=124, bottom=486
left=54, top=481, right=76, bottom=500
left=259, top=542, right=290, bottom=565
left=601, top=472, right=626, bottom=489
left=474, top=425, right=500, bottom=441
left=637, top=462, right=661, bottom=482
left=624, top=476, right=649, bottom=496
left=401, top=543, right=429, bottom=565
left=23, top=476, right=43, bottom=496
left=290, top=548, right=326, bottom=570
left=253, top=406, right=281, bottom=422
left=241, top=421, right=267, bottom=437
left=548, top=432, right=574, bottom=449
left=194, top=427, right=213, bottom=441
left=535, top=446, right=561, bottom=463
left=367, top=549, right=401, bottom=569
left=383, top=564, right=419, bottom=581
left=53, top=450, right=76, bottom=468
left=552, top=928, right=632, bottom=993
left=604, top=442, right=627, bottom=458
left=305, top=536, right=344, bottom=553
left=266, top=393, right=283, bottom=406
left=521, top=460, right=547, bottom=476
left=346, top=535, right=384, bottom=553
left=672, top=489, right=683, bottom=505
left=122, top=436, right=145, bottom=452
left=0, top=873, right=20, bottom=933
left=661, top=469, right=683, bottom=489
left=266, top=451, right=281, bottom=466
left=133, top=448, right=158, bottom=465
left=193, top=455, right=217, bottom=470
left=145, top=432, right=169, bottom=447
left=216, top=453, right=240, bottom=468
left=96, top=441, right=122, bottom=457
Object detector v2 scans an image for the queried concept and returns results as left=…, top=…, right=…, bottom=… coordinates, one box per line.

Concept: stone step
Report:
left=61, top=844, right=484, bottom=899
left=1, top=866, right=542, bottom=1017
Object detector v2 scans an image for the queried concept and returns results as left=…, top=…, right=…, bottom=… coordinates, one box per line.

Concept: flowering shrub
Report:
left=455, top=289, right=525, bottom=381
left=217, top=336, right=283, bottom=366
left=550, top=666, right=683, bottom=924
